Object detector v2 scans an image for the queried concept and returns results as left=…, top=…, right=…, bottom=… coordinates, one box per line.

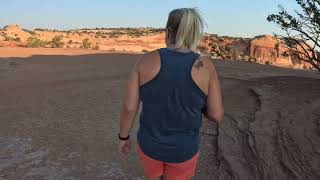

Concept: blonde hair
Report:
left=166, top=8, right=205, bottom=51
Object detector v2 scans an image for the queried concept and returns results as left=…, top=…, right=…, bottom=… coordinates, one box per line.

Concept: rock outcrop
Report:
left=218, top=76, right=320, bottom=180
left=3, top=24, right=31, bottom=42
left=201, top=34, right=314, bottom=70
left=249, top=35, right=312, bottom=69
left=0, top=24, right=165, bottom=52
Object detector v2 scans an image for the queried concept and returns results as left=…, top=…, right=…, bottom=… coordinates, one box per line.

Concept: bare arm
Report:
left=119, top=61, right=140, bottom=138
left=204, top=60, right=224, bottom=125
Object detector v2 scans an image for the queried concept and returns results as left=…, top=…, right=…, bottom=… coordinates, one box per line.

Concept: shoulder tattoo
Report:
left=194, top=60, right=204, bottom=70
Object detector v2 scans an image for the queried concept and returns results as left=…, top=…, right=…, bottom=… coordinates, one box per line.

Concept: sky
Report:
left=0, top=0, right=300, bottom=38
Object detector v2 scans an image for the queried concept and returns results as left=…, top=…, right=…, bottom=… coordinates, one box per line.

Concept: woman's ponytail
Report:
left=167, top=8, right=204, bottom=51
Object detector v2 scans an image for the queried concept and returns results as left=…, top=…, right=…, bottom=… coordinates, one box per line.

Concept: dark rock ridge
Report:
left=218, top=76, right=320, bottom=180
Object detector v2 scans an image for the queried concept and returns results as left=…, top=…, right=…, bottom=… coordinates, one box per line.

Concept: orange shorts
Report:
left=137, top=145, right=199, bottom=180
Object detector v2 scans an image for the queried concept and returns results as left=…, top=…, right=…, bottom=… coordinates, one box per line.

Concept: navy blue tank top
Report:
left=137, top=48, right=207, bottom=163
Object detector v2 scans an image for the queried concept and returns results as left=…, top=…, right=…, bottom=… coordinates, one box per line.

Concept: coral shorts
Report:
left=137, top=145, right=199, bottom=180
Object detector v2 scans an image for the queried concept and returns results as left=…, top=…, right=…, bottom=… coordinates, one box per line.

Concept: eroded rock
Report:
left=218, top=77, right=320, bottom=180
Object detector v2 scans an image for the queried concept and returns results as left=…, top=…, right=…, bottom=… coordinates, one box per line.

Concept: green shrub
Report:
left=96, top=31, right=103, bottom=37
left=81, top=38, right=91, bottom=49
left=27, top=36, right=46, bottom=47
left=108, top=31, right=121, bottom=38
left=51, top=35, right=64, bottom=48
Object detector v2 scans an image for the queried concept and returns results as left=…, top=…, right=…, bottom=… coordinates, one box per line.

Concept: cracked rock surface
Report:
left=218, top=75, right=320, bottom=180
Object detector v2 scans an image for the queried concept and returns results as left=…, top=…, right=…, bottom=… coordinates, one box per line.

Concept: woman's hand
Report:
left=119, top=139, right=131, bottom=159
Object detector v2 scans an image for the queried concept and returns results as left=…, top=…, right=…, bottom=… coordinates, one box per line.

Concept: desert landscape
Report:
left=0, top=2, right=320, bottom=179
left=0, top=24, right=317, bottom=70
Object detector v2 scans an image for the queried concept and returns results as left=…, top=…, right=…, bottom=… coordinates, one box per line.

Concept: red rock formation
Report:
left=250, top=35, right=279, bottom=62
left=249, top=35, right=312, bottom=69
left=0, top=24, right=315, bottom=70
left=3, top=24, right=31, bottom=42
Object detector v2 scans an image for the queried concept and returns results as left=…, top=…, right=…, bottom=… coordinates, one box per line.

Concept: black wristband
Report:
left=118, top=133, right=130, bottom=140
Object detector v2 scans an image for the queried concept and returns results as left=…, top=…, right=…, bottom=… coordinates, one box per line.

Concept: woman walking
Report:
left=119, top=8, right=224, bottom=180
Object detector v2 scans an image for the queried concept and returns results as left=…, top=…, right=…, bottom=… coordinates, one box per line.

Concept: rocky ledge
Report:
left=218, top=76, right=320, bottom=180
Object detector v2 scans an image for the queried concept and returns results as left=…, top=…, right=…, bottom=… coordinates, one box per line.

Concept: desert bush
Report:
left=3, top=36, right=10, bottom=41
left=267, top=0, right=320, bottom=72
left=93, top=45, right=100, bottom=50
left=27, top=36, right=46, bottom=47
left=34, top=28, right=45, bottom=31
left=14, top=37, right=21, bottom=42
left=68, top=40, right=73, bottom=44
left=3, top=35, right=20, bottom=42
left=22, top=28, right=34, bottom=34
left=51, top=35, right=64, bottom=48
left=127, top=29, right=144, bottom=37
left=108, top=34, right=118, bottom=38
left=81, top=38, right=91, bottom=49
left=96, top=31, right=103, bottom=37
left=265, top=61, right=271, bottom=65
left=24, top=30, right=37, bottom=36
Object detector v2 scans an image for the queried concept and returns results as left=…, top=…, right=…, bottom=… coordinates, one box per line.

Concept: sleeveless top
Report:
left=137, top=48, right=207, bottom=163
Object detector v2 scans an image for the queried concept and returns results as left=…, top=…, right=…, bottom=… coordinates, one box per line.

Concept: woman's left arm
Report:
left=119, top=61, right=140, bottom=139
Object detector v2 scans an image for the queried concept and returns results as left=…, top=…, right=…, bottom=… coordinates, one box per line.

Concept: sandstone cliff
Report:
left=249, top=35, right=312, bottom=69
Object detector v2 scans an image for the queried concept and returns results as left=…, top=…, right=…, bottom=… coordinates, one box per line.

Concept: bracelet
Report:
left=118, top=133, right=130, bottom=140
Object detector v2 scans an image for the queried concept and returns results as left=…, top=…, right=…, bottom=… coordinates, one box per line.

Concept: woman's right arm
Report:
left=204, top=59, right=224, bottom=125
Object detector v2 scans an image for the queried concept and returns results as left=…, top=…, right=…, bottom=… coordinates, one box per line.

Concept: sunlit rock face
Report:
left=0, top=25, right=316, bottom=70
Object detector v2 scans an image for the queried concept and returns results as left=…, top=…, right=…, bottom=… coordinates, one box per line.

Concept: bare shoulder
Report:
left=136, top=50, right=160, bottom=69
left=193, top=55, right=215, bottom=72
left=139, top=50, right=160, bottom=63
left=136, top=50, right=160, bottom=72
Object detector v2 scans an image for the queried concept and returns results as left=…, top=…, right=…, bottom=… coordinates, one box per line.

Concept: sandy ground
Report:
left=0, top=47, right=142, bottom=58
left=0, top=48, right=319, bottom=179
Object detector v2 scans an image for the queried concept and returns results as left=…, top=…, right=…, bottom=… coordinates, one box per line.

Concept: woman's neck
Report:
left=166, top=44, right=191, bottom=53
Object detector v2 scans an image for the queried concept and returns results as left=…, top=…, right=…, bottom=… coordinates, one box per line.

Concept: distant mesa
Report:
left=0, top=24, right=317, bottom=70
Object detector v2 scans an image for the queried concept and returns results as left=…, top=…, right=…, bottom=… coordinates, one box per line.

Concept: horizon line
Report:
left=1, top=24, right=271, bottom=39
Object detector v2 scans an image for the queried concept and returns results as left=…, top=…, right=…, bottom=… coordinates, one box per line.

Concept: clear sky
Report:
left=0, top=0, right=299, bottom=38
